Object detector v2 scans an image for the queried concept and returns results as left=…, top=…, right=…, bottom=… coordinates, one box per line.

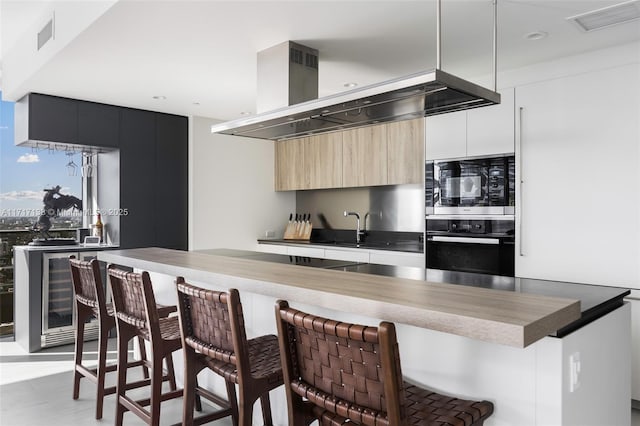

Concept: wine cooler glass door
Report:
left=42, top=253, right=76, bottom=335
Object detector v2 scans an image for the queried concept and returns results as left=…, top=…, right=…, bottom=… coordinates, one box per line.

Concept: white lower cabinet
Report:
left=286, top=246, right=325, bottom=258
left=324, top=248, right=369, bottom=263
left=369, top=250, right=424, bottom=268
left=256, top=244, right=288, bottom=255
left=257, top=243, right=424, bottom=268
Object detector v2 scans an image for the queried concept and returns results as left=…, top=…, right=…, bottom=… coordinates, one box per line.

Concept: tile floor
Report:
left=0, top=339, right=233, bottom=426
left=1, top=338, right=639, bottom=425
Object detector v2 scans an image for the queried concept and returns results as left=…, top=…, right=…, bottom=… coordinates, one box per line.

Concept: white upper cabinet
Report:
left=516, top=63, right=639, bottom=289
left=425, top=87, right=515, bottom=160
left=466, top=87, right=515, bottom=157
left=425, top=111, right=466, bottom=160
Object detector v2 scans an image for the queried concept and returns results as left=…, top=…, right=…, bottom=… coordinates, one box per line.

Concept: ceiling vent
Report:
left=567, top=0, right=640, bottom=32
left=37, top=14, right=55, bottom=50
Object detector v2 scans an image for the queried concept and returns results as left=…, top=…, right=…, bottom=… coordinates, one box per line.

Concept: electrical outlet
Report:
left=265, top=230, right=275, bottom=239
left=569, top=352, right=581, bottom=392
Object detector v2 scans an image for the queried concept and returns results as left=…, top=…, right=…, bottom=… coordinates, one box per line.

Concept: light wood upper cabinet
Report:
left=342, top=124, right=387, bottom=187
left=275, top=138, right=305, bottom=191
left=275, top=119, right=425, bottom=190
left=387, top=118, right=424, bottom=185
left=303, top=132, right=342, bottom=189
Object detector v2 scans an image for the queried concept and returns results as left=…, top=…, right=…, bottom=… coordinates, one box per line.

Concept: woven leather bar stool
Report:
left=275, top=300, right=494, bottom=426
left=69, top=256, right=164, bottom=419
left=108, top=267, right=185, bottom=426
left=176, top=277, right=284, bottom=426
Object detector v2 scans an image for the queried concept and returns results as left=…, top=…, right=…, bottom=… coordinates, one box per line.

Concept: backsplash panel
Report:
left=296, top=184, right=424, bottom=232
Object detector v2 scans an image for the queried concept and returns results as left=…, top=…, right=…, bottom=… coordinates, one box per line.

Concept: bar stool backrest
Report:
left=175, top=278, right=250, bottom=375
left=275, top=300, right=406, bottom=426
left=69, top=256, right=107, bottom=316
left=108, top=267, right=161, bottom=342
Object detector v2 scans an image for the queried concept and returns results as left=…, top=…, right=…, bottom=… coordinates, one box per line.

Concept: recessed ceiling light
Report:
left=524, top=31, right=548, bottom=41
left=344, top=82, right=358, bottom=88
left=192, top=102, right=200, bottom=106
left=152, top=95, right=166, bottom=100
left=240, top=111, right=252, bottom=116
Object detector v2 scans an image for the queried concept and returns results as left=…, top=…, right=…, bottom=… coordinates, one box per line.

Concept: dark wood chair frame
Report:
left=176, top=277, right=284, bottom=426
left=69, top=256, right=155, bottom=419
left=275, top=300, right=494, bottom=426
left=108, top=266, right=184, bottom=426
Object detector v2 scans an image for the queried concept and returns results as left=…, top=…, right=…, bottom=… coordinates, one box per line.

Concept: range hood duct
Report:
left=212, top=0, right=501, bottom=141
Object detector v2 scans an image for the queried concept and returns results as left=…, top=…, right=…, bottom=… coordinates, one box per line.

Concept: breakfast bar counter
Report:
left=99, top=247, right=580, bottom=348
left=98, top=247, right=631, bottom=426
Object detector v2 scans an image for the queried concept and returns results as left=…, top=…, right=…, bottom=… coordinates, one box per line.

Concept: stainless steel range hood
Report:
left=210, top=69, right=500, bottom=140
left=211, top=0, right=501, bottom=141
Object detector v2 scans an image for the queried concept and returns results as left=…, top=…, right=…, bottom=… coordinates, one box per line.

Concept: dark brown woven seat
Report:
left=109, top=267, right=224, bottom=426
left=176, top=278, right=284, bottom=426
left=69, top=257, right=160, bottom=420
left=275, top=300, right=494, bottom=426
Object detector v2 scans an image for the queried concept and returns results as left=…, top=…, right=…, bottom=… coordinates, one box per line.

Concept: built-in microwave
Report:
left=425, top=154, right=515, bottom=216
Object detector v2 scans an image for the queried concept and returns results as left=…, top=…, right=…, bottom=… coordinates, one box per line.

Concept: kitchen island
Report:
left=98, top=247, right=631, bottom=426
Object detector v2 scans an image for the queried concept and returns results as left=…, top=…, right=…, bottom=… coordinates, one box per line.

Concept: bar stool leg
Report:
left=225, top=381, right=239, bottom=426
left=72, top=306, right=89, bottom=400
left=137, top=336, right=150, bottom=379
left=115, top=329, right=133, bottom=426
left=165, top=352, right=177, bottom=391
left=194, top=375, right=203, bottom=412
left=238, top=394, right=254, bottom=426
left=150, top=352, right=165, bottom=426
left=260, top=393, right=273, bottom=426
left=94, top=320, right=110, bottom=419
left=182, top=347, right=197, bottom=426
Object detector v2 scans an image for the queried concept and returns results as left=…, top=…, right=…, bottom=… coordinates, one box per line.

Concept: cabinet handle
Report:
left=518, top=106, right=525, bottom=256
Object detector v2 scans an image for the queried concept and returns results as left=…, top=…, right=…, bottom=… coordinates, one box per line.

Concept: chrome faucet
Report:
left=343, top=211, right=364, bottom=245
left=363, top=212, right=370, bottom=236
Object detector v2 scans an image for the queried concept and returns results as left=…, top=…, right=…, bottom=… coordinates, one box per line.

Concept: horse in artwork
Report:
left=32, top=185, right=83, bottom=239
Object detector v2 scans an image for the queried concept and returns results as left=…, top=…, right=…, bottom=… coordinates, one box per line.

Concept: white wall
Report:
left=1, top=1, right=117, bottom=101
left=189, top=116, right=295, bottom=251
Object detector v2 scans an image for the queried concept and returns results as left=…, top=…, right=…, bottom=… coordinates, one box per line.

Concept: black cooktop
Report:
left=196, top=249, right=358, bottom=269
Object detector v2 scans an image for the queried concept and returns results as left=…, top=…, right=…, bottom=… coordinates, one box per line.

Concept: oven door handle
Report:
left=429, top=236, right=501, bottom=245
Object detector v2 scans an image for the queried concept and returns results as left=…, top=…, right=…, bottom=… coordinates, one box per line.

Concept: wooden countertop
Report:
left=98, top=247, right=581, bottom=348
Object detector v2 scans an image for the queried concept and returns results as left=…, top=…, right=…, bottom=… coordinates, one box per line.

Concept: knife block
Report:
left=284, top=220, right=312, bottom=240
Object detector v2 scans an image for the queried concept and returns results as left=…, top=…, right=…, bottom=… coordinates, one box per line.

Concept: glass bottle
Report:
left=94, top=213, right=103, bottom=243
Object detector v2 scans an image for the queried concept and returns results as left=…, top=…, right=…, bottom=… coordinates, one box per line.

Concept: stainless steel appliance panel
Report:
left=426, top=154, right=515, bottom=217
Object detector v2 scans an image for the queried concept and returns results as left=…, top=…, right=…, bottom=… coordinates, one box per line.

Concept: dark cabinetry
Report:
left=16, top=93, right=119, bottom=148
left=78, top=101, right=120, bottom=148
left=155, top=114, right=188, bottom=250
left=24, top=94, right=78, bottom=144
left=119, top=109, right=157, bottom=248
left=15, top=93, right=188, bottom=250
left=118, top=109, right=188, bottom=250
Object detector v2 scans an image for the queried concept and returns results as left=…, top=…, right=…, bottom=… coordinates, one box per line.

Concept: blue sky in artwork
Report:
left=0, top=91, right=82, bottom=214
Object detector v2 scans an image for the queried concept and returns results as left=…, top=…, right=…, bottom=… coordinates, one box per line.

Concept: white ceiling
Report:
left=2, top=0, right=639, bottom=121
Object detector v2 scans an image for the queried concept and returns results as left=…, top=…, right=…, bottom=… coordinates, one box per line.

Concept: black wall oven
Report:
left=426, top=218, right=515, bottom=276
left=425, top=154, right=516, bottom=276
